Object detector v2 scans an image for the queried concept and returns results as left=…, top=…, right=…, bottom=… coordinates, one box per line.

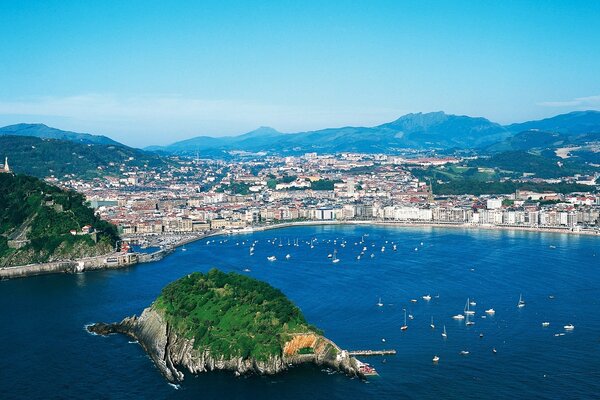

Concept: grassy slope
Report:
left=154, top=269, right=321, bottom=361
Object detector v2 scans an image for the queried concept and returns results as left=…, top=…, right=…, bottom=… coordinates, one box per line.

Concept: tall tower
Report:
left=428, top=180, right=434, bottom=203
left=3, top=157, right=8, bottom=173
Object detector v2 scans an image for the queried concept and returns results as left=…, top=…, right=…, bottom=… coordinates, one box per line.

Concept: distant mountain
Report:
left=506, top=110, right=600, bottom=135
left=147, top=126, right=283, bottom=154
left=482, top=111, right=600, bottom=166
left=0, top=123, right=122, bottom=146
left=0, top=135, right=166, bottom=179
left=150, top=112, right=511, bottom=155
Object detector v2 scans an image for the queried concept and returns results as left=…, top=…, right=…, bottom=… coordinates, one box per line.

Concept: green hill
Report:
left=0, top=123, right=121, bottom=145
left=469, top=151, right=591, bottom=178
left=154, top=269, right=320, bottom=361
left=0, top=135, right=166, bottom=179
left=0, top=173, right=119, bottom=266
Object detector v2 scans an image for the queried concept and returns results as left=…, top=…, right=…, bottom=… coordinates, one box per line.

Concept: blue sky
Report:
left=0, top=0, right=599, bottom=146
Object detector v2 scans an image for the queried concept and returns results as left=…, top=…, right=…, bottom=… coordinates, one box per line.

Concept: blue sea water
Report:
left=1, top=225, right=599, bottom=399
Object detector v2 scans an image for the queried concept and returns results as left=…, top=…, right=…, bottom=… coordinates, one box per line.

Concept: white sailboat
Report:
left=430, top=316, right=435, bottom=329
left=442, top=325, right=447, bottom=338
left=465, top=312, right=475, bottom=326
left=332, top=249, right=340, bottom=263
left=377, top=297, right=384, bottom=307
left=517, top=294, right=526, bottom=308
left=464, top=298, right=475, bottom=315
left=401, top=309, right=408, bottom=331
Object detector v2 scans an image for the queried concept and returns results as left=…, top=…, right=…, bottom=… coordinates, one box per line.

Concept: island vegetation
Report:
left=154, top=269, right=321, bottom=361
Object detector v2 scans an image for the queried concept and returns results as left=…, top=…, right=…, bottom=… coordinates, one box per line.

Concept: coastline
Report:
left=248, top=220, right=600, bottom=237
left=2, top=220, right=598, bottom=280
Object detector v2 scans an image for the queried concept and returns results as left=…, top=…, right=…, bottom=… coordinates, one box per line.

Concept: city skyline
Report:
left=1, top=1, right=599, bottom=146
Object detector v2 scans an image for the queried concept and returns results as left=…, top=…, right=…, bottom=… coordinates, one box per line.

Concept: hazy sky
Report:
left=1, top=0, right=599, bottom=146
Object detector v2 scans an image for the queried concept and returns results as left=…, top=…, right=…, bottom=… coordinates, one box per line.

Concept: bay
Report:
left=1, top=225, right=599, bottom=399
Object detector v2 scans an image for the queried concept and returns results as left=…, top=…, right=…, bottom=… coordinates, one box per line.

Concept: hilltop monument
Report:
left=1, top=157, right=10, bottom=173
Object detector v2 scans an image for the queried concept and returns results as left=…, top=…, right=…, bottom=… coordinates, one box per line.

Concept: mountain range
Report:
left=1, top=110, right=599, bottom=159
left=145, top=110, right=600, bottom=155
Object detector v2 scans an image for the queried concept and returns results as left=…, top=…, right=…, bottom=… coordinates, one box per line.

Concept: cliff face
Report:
left=88, top=306, right=363, bottom=382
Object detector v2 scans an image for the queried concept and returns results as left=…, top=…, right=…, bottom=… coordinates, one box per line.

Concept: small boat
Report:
left=452, top=314, right=465, bottom=320
left=408, top=314, right=414, bottom=320
left=442, top=325, right=447, bottom=338
left=401, top=309, right=408, bottom=331
left=381, top=246, right=385, bottom=252
left=464, top=298, right=475, bottom=315
left=332, top=249, right=340, bottom=263
left=564, top=324, right=575, bottom=330
left=430, top=316, right=435, bottom=329
left=460, top=350, right=469, bottom=355
left=327, top=253, right=332, bottom=258
left=479, top=333, right=484, bottom=338
left=414, top=247, right=418, bottom=251
left=465, top=313, right=475, bottom=326
left=492, top=348, right=497, bottom=354
left=422, top=294, right=432, bottom=301
left=555, top=333, right=566, bottom=337
left=432, top=355, right=440, bottom=363
left=358, top=363, right=378, bottom=376
left=469, top=300, right=477, bottom=306
left=485, top=308, right=495, bottom=315
left=377, top=297, right=384, bottom=307
left=411, top=299, right=418, bottom=303
left=371, top=253, right=375, bottom=258
left=517, top=294, right=526, bottom=308
left=542, top=322, right=550, bottom=327
left=181, top=245, right=187, bottom=252
left=356, top=255, right=361, bottom=260
left=243, top=268, right=251, bottom=272
left=285, top=254, right=291, bottom=260
left=393, top=244, right=397, bottom=251
left=267, top=256, right=276, bottom=262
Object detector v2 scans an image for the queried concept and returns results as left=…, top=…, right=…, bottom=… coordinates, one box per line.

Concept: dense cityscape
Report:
left=52, top=152, right=600, bottom=249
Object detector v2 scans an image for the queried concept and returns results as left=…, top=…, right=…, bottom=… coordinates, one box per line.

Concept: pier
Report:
left=348, top=349, right=396, bottom=357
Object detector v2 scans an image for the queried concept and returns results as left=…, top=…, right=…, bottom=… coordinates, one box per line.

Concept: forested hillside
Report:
left=0, top=173, right=119, bottom=266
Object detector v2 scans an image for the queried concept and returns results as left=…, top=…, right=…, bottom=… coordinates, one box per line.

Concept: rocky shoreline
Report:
left=88, top=306, right=364, bottom=382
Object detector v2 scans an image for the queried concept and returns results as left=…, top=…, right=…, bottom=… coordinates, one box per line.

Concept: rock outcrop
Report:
left=88, top=306, right=363, bottom=382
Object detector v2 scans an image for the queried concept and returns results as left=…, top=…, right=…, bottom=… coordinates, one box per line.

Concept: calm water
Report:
left=1, top=225, right=599, bottom=399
